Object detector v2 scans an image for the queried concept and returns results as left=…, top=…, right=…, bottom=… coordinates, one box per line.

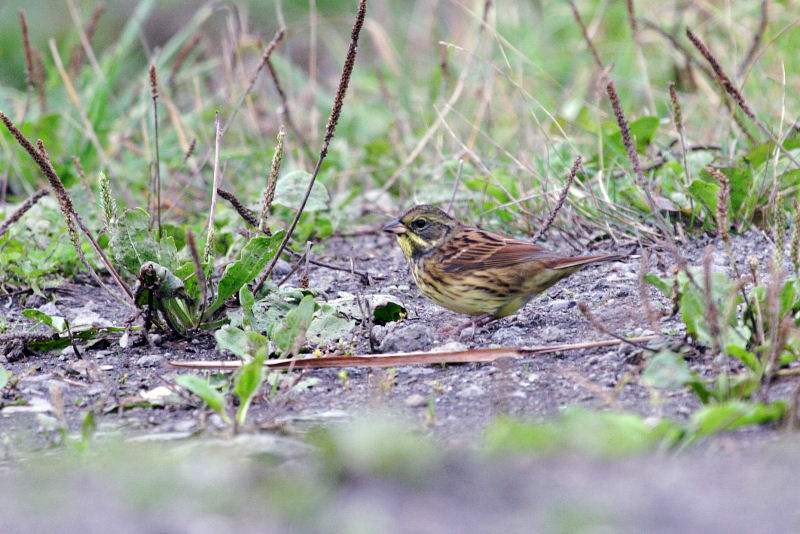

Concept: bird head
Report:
left=383, top=205, right=458, bottom=259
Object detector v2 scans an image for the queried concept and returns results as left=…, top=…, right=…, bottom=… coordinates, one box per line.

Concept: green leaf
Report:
left=215, top=325, right=268, bottom=360
left=606, top=116, right=660, bottom=154
left=110, top=208, right=179, bottom=276
left=206, top=233, right=284, bottom=316
left=175, top=374, right=232, bottom=424
left=306, top=310, right=355, bottom=345
left=688, top=179, right=719, bottom=216
left=689, top=401, right=787, bottom=439
left=642, top=350, right=692, bottom=390
left=239, top=285, right=256, bottom=328
left=22, top=309, right=66, bottom=333
left=726, top=345, right=761, bottom=373
left=485, top=408, right=681, bottom=457
left=272, top=294, right=316, bottom=355
left=0, top=365, right=9, bottom=390
left=273, top=171, right=330, bottom=212
left=373, top=302, right=407, bottom=324
left=80, top=411, right=97, bottom=442
left=234, top=353, right=266, bottom=427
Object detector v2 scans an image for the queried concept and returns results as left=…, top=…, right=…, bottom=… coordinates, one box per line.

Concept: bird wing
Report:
left=437, top=228, right=563, bottom=272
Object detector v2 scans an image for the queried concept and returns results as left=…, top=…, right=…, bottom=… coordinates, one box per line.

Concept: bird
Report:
left=383, top=204, right=625, bottom=329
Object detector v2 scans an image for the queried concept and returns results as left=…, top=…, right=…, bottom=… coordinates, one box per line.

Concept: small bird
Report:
left=383, top=205, right=625, bottom=328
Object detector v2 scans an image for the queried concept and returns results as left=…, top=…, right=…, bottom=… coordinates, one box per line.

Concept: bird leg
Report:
left=455, top=313, right=497, bottom=335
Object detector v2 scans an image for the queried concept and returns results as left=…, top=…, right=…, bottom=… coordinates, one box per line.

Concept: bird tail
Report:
left=552, top=253, right=626, bottom=270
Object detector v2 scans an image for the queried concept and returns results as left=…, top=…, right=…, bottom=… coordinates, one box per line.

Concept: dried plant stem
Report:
left=204, top=112, right=223, bottom=262
left=738, top=0, right=769, bottom=78
left=19, top=10, right=35, bottom=97
left=0, top=189, right=49, bottom=238
left=254, top=0, right=367, bottom=293
left=446, top=156, right=465, bottom=215
left=217, top=187, right=258, bottom=228
left=668, top=82, right=692, bottom=188
left=185, top=229, right=206, bottom=324
left=638, top=249, right=661, bottom=333
left=0, top=111, right=132, bottom=303
left=149, top=65, right=162, bottom=239
left=625, top=0, right=655, bottom=111
left=266, top=57, right=313, bottom=163
left=567, top=0, right=604, bottom=70
left=169, top=34, right=202, bottom=87
left=223, top=27, right=286, bottom=137
left=71, top=155, right=94, bottom=204
left=577, top=301, right=656, bottom=351
left=65, top=0, right=104, bottom=78
left=48, top=39, right=107, bottom=164
left=606, top=81, right=671, bottom=238
left=686, top=27, right=800, bottom=169
left=532, top=155, right=580, bottom=243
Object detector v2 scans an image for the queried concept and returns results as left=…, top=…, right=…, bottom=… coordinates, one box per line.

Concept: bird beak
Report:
left=382, top=219, right=407, bottom=234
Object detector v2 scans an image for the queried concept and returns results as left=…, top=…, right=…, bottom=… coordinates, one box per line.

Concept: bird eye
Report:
left=412, top=219, right=427, bottom=230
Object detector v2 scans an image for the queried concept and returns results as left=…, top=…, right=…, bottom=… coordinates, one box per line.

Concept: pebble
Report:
left=404, top=393, right=427, bottom=407
left=136, top=354, right=165, bottom=367
left=379, top=324, right=431, bottom=353
left=457, top=384, right=485, bottom=398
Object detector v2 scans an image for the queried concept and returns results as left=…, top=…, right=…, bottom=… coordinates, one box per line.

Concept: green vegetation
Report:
left=1, top=0, right=800, bottom=458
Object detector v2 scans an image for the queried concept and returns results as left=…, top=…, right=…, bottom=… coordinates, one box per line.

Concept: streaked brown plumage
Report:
left=383, top=205, right=624, bottom=325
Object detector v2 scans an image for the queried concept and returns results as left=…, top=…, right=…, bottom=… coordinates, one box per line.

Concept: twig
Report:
left=0, top=112, right=133, bottom=303
left=254, top=0, right=367, bottom=293
left=217, top=187, right=259, bottom=228
left=606, top=81, right=672, bottom=239
left=577, top=301, right=656, bottom=352
left=738, top=0, right=769, bottom=78
left=686, top=27, right=800, bottom=169
left=223, top=27, right=286, bottom=137
left=266, top=58, right=314, bottom=163
left=446, top=156, right=465, bottom=215
left=567, top=0, right=604, bottom=70
left=65, top=1, right=104, bottom=78
left=168, top=335, right=660, bottom=370
left=532, top=155, right=580, bottom=242
left=0, top=189, right=49, bottom=238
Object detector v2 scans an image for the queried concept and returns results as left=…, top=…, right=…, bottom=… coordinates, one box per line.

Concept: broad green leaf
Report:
left=175, top=374, right=231, bottom=424
left=272, top=294, right=316, bottom=355
left=642, top=350, right=692, bottom=390
left=306, top=311, right=355, bottom=345
left=273, top=171, right=330, bottom=212
left=110, top=208, right=178, bottom=276
left=215, top=325, right=268, bottom=360
left=206, top=233, right=284, bottom=316
left=689, top=401, right=787, bottom=439
left=22, top=309, right=66, bottom=333
left=688, top=179, right=719, bottom=216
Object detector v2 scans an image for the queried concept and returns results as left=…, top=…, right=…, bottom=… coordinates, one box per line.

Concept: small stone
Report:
left=37, top=302, right=61, bottom=317
left=404, top=393, right=427, bottom=407
left=549, top=300, right=574, bottom=312
left=136, top=354, right=164, bottom=367
left=379, top=324, right=431, bottom=353
left=457, top=384, right=485, bottom=398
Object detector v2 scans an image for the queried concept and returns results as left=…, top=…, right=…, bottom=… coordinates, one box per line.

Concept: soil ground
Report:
left=3, top=227, right=800, bottom=532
